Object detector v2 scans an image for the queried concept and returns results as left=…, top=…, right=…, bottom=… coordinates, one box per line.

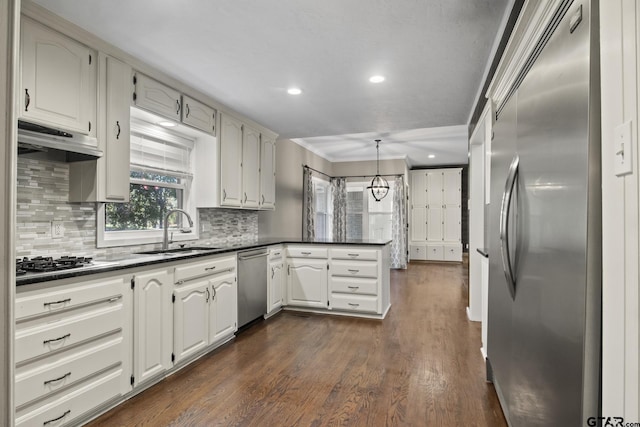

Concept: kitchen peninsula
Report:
left=14, top=238, right=390, bottom=427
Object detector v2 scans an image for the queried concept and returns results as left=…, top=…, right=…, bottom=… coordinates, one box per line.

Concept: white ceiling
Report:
left=31, top=0, right=510, bottom=167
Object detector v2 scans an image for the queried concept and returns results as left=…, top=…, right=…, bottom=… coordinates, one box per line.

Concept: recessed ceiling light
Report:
left=157, top=121, right=176, bottom=127
left=369, top=75, right=385, bottom=83
left=428, top=154, right=436, bottom=159
left=287, top=88, right=302, bottom=95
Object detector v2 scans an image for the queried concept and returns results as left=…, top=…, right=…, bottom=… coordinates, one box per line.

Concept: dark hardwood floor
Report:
left=87, top=261, right=507, bottom=426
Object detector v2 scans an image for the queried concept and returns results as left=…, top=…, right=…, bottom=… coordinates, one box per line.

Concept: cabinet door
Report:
left=443, top=169, right=462, bottom=205
left=134, top=73, right=181, bottom=121
left=268, top=260, right=284, bottom=312
left=260, top=136, right=276, bottom=210
left=443, top=205, right=461, bottom=242
left=103, top=55, right=131, bottom=201
left=174, top=281, right=209, bottom=364
left=209, top=273, right=237, bottom=344
left=426, top=170, right=443, bottom=207
left=182, top=95, right=216, bottom=135
left=20, top=18, right=96, bottom=135
left=411, top=206, right=427, bottom=241
left=286, top=259, right=328, bottom=308
left=219, top=114, right=243, bottom=207
left=242, top=125, right=261, bottom=208
left=427, top=206, right=443, bottom=241
left=411, top=171, right=427, bottom=207
left=133, top=269, right=173, bottom=385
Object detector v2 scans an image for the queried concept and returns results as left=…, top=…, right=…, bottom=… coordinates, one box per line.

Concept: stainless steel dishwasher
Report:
left=237, top=248, right=268, bottom=328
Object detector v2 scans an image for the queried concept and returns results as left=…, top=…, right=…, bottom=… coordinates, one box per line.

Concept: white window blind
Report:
left=129, top=119, right=194, bottom=177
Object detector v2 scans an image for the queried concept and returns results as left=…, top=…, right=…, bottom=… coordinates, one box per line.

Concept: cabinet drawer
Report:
left=329, top=276, right=378, bottom=296
left=16, top=367, right=123, bottom=427
left=15, top=336, right=124, bottom=408
left=443, top=243, right=462, bottom=262
left=330, top=294, right=379, bottom=314
left=410, top=244, right=427, bottom=261
left=330, top=260, right=378, bottom=278
left=174, top=255, right=236, bottom=284
left=286, top=247, right=327, bottom=259
left=426, top=244, right=444, bottom=260
left=16, top=277, right=125, bottom=320
left=16, top=303, right=123, bottom=364
left=330, top=248, right=378, bottom=261
left=268, top=246, right=283, bottom=261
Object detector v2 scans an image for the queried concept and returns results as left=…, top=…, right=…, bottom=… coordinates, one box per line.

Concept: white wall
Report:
left=1, top=0, right=19, bottom=424
left=600, top=1, right=640, bottom=419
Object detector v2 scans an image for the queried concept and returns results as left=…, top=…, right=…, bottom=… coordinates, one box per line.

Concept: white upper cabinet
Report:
left=133, top=73, right=181, bottom=121
left=69, top=54, right=131, bottom=202
left=411, top=171, right=427, bottom=207
left=103, top=55, right=131, bottom=201
left=20, top=18, right=97, bottom=135
left=219, top=113, right=244, bottom=207
left=260, top=135, right=276, bottom=210
left=182, top=95, right=216, bottom=135
left=242, top=125, right=261, bottom=208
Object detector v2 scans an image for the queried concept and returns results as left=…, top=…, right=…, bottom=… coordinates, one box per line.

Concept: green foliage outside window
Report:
left=105, top=171, right=183, bottom=231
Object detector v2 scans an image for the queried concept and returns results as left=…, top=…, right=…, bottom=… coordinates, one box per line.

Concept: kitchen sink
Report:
left=134, top=246, right=219, bottom=256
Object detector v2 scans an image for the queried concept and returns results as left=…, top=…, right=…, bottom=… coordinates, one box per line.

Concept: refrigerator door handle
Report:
left=500, top=155, right=519, bottom=299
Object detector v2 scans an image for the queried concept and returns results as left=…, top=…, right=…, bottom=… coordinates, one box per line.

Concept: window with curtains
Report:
left=346, top=181, right=394, bottom=240
left=313, top=176, right=332, bottom=239
left=97, top=116, right=196, bottom=247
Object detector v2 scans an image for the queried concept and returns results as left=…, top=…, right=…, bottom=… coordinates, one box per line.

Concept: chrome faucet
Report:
left=162, top=209, right=194, bottom=250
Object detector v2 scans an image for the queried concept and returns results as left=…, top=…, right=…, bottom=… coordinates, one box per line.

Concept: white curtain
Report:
left=302, top=167, right=315, bottom=239
left=391, top=175, right=407, bottom=269
left=331, top=177, right=347, bottom=241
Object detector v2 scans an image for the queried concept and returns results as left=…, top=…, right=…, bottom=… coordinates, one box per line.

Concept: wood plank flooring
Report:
left=87, top=261, right=507, bottom=426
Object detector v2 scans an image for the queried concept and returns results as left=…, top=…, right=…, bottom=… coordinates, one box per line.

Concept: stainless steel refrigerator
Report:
left=487, top=1, right=601, bottom=426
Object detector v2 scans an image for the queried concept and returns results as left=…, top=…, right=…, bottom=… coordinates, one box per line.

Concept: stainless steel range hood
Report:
left=17, top=121, right=103, bottom=162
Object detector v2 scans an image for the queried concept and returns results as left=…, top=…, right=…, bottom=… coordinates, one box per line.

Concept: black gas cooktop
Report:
left=16, top=256, right=95, bottom=276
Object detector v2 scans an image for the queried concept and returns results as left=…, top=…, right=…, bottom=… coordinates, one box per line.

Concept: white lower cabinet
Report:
left=15, top=274, right=130, bottom=426
left=328, top=247, right=382, bottom=315
left=209, top=273, right=238, bottom=344
left=267, top=246, right=284, bottom=315
left=173, top=280, right=210, bottom=364
left=286, top=258, right=328, bottom=309
left=133, top=268, right=173, bottom=386
left=284, top=244, right=391, bottom=318
left=173, top=255, right=238, bottom=365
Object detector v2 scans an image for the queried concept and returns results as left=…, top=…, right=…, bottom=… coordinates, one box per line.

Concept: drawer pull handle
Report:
left=43, top=298, right=71, bottom=307
left=301, top=252, right=311, bottom=255
left=108, top=296, right=122, bottom=303
left=43, top=333, right=70, bottom=345
left=348, top=303, right=360, bottom=307
left=347, top=253, right=359, bottom=257
left=205, top=266, right=216, bottom=271
left=347, top=286, right=359, bottom=290
left=44, top=410, right=71, bottom=425
left=44, top=372, right=71, bottom=386
left=348, top=269, right=359, bottom=273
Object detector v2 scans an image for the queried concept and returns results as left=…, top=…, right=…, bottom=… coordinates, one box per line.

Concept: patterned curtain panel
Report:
left=302, top=167, right=315, bottom=239
left=331, top=177, right=347, bottom=241
left=391, top=175, right=407, bottom=269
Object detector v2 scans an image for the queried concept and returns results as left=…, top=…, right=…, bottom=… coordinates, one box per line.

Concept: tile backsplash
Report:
left=16, top=157, right=258, bottom=259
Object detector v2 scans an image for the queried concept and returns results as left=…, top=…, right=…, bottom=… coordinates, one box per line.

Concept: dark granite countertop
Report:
left=16, top=238, right=391, bottom=286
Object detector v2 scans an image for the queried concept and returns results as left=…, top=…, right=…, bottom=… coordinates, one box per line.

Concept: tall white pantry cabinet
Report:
left=409, top=168, right=463, bottom=262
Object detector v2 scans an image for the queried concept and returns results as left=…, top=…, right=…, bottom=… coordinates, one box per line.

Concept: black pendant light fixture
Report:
left=367, top=139, right=389, bottom=201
